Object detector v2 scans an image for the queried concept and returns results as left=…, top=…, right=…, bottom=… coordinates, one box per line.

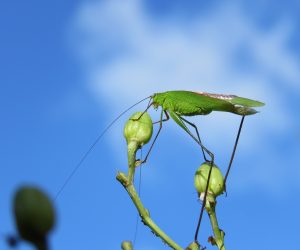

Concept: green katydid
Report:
left=137, top=90, right=264, bottom=164
left=133, top=90, right=264, bottom=245
left=55, top=90, right=264, bottom=246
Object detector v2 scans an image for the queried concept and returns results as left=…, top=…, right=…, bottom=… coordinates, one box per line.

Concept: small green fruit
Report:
left=13, top=186, right=56, bottom=244
left=194, top=162, right=225, bottom=198
left=121, top=240, right=133, bottom=250
left=124, top=112, right=153, bottom=147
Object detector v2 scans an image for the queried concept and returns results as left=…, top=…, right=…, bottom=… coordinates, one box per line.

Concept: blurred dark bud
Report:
left=13, top=186, right=56, bottom=249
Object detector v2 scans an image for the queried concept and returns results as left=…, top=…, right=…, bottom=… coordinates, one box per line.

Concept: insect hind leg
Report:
left=180, top=117, right=214, bottom=164
left=178, top=116, right=215, bottom=243
left=224, top=115, right=245, bottom=191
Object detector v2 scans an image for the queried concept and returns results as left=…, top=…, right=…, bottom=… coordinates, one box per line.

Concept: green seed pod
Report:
left=123, top=112, right=153, bottom=147
left=121, top=240, right=134, bottom=250
left=13, top=186, right=56, bottom=244
left=194, top=162, right=225, bottom=198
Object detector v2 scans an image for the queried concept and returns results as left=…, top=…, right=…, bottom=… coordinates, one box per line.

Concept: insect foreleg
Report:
left=132, top=98, right=153, bottom=121
left=139, top=110, right=169, bottom=164
left=152, top=110, right=169, bottom=125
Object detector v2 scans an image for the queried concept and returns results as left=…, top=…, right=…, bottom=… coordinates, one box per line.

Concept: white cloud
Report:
left=69, top=0, right=300, bottom=192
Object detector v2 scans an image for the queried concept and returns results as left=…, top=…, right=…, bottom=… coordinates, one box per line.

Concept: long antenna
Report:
left=54, top=96, right=151, bottom=200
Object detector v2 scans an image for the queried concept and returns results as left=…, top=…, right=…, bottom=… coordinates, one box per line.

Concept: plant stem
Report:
left=127, top=141, right=139, bottom=183
left=116, top=172, right=183, bottom=250
left=206, top=199, right=225, bottom=250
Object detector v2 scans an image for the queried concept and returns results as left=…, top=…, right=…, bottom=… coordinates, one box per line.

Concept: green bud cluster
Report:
left=194, top=162, right=225, bottom=199
left=124, top=112, right=153, bottom=147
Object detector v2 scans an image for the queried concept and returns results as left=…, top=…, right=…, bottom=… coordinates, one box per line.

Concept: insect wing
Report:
left=193, top=91, right=264, bottom=115
left=228, top=96, right=265, bottom=107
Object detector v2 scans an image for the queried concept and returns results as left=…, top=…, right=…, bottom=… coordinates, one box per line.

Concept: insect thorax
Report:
left=152, top=91, right=210, bottom=115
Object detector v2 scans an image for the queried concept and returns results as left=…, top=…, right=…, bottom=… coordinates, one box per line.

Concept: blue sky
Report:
left=1, top=0, right=300, bottom=249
